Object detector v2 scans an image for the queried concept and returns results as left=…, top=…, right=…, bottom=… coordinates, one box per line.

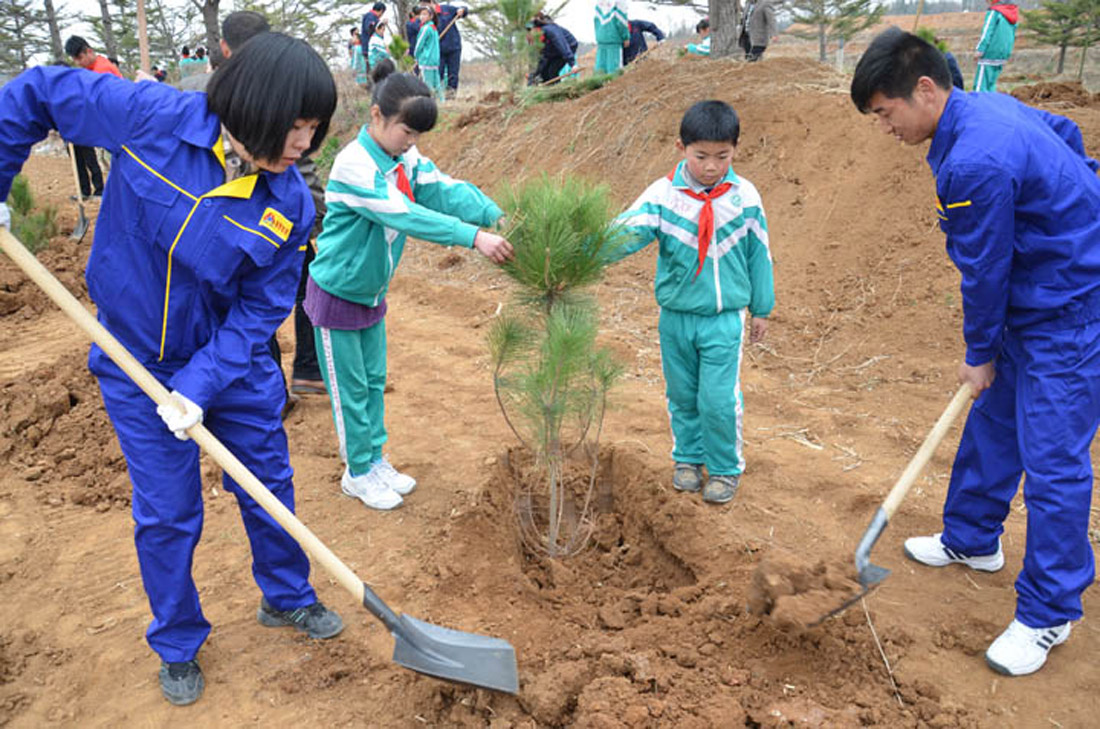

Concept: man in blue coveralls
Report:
left=851, top=28, right=1100, bottom=677
left=434, top=3, right=467, bottom=97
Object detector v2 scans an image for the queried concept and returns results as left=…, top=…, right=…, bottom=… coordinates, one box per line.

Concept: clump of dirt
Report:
left=0, top=357, right=127, bottom=510
left=747, top=550, right=866, bottom=630
left=0, top=236, right=89, bottom=316
left=1011, top=80, right=1098, bottom=107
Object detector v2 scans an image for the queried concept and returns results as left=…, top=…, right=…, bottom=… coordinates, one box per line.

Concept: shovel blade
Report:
left=70, top=209, right=89, bottom=242
left=392, top=614, right=519, bottom=694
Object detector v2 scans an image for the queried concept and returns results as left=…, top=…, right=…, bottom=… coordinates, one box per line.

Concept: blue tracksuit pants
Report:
left=941, top=318, right=1100, bottom=628
left=440, top=47, right=461, bottom=90
left=90, top=345, right=316, bottom=663
left=659, top=307, right=746, bottom=476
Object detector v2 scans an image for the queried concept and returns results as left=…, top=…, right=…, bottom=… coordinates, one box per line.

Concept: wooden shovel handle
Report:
left=0, top=227, right=366, bottom=604
left=67, top=142, right=84, bottom=205
left=881, top=383, right=973, bottom=519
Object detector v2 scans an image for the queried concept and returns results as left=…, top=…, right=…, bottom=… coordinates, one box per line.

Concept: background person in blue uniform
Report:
left=0, top=33, right=341, bottom=706
left=851, top=28, right=1100, bottom=678
left=624, top=18, right=664, bottom=65
left=434, top=3, right=467, bottom=96
left=528, top=13, right=577, bottom=85
left=361, top=2, right=388, bottom=63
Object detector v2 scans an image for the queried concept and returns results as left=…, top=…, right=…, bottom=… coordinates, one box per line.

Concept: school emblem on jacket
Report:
left=259, top=207, right=293, bottom=241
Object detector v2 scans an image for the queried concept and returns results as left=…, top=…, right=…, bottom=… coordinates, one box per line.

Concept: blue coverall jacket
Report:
left=930, top=89, right=1100, bottom=628
left=624, top=19, right=664, bottom=64
left=436, top=4, right=464, bottom=52
left=0, top=67, right=319, bottom=661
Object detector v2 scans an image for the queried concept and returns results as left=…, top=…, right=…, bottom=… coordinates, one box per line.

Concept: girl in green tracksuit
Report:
left=594, top=0, right=629, bottom=73
left=305, top=64, right=513, bottom=511
left=609, top=100, right=774, bottom=505
left=415, top=6, right=444, bottom=101
left=973, top=1, right=1018, bottom=92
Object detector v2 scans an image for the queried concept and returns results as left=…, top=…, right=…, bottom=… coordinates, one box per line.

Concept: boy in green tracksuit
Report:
left=305, top=69, right=513, bottom=511
left=609, top=100, right=774, bottom=504
left=594, top=0, right=629, bottom=74
left=974, top=1, right=1018, bottom=92
left=415, top=6, right=444, bottom=101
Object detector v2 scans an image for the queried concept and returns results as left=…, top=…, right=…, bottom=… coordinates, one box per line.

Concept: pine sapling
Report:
left=488, top=174, right=624, bottom=557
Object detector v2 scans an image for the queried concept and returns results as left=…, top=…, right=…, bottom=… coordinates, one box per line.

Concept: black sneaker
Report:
left=257, top=598, right=344, bottom=639
left=159, top=659, right=204, bottom=706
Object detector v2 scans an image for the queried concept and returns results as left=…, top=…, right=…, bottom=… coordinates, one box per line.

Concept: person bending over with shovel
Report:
left=851, top=28, right=1100, bottom=677
left=0, top=32, right=342, bottom=705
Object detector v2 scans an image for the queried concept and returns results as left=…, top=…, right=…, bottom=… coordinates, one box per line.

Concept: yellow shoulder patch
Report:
left=259, top=207, right=293, bottom=242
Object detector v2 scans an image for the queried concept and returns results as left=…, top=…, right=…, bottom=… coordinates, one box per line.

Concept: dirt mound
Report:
left=0, top=236, right=89, bottom=317
left=0, top=356, right=127, bottom=510
left=1011, top=80, right=1098, bottom=107
left=417, top=447, right=973, bottom=728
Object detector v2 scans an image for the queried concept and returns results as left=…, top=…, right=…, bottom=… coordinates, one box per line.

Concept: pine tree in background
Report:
left=489, top=175, right=624, bottom=558
left=789, top=0, right=884, bottom=63
left=1024, top=0, right=1099, bottom=75
left=466, top=0, right=550, bottom=93
left=0, top=0, right=52, bottom=75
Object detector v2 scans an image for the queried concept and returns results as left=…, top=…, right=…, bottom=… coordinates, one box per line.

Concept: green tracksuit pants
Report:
left=973, top=61, right=1003, bottom=92
left=314, top=322, right=387, bottom=477
left=659, top=307, right=746, bottom=476
left=594, top=44, right=623, bottom=74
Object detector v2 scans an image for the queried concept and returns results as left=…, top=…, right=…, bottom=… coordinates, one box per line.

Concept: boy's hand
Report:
left=749, top=317, right=768, bottom=344
left=474, top=230, right=514, bottom=263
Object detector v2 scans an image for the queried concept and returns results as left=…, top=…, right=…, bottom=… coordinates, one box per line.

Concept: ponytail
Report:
left=370, top=63, right=437, bottom=133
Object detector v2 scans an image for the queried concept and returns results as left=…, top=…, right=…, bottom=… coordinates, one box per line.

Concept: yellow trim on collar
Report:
left=203, top=174, right=259, bottom=199
left=213, top=135, right=226, bottom=170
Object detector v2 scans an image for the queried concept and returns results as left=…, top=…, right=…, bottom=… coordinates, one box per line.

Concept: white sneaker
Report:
left=903, top=533, right=1004, bottom=572
left=375, top=456, right=417, bottom=496
left=986, top=619, right=1071, bottom=676
left=341, top=466, right=402, bottom=510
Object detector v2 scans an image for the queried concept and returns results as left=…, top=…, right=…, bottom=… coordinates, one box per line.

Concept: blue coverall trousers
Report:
left=440, top=47, right=461, bottom=91
left=941, top=317, right=1100, bottom=627
left=90, top=345, right=317, bottom=663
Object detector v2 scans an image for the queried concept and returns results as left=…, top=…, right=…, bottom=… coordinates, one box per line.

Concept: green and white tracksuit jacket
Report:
left=309, top=127, right=502, bottom=475
left=974, top=3, right=1018, bottom=92
left=594, top=0, right=629, bottom=73
left=611, top=161, right=775, bottom=475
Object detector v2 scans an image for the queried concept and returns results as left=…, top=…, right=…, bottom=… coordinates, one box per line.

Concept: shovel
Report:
left=0, top=227, right=520, bottom=695
left=66, top=143, right=90, bottom=242
left=812, top=383, right=974, bottom=625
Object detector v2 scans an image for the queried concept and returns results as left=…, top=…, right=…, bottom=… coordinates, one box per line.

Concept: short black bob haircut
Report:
left=695, top=19, right=709, bottom=33
left=369, top=59, right=438, bottom=134
left=64, top=35, right=90, bottom=58
left=206, top=32, right=337, bottom=163
left=851, top=27, right=952, bottom=114
left=680, top=100, right=740, bottom=147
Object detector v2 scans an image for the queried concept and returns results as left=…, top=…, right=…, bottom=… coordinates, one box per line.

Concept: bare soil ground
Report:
left=2, top=35, right=1099, bottom=729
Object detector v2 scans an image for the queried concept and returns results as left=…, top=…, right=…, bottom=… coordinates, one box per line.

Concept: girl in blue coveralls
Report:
left=305, top=63, right=513, bottom=512
left=0, top=33, right=341, bottom=706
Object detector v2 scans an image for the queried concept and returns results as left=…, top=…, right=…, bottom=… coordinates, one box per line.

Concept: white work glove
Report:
left=0, top=201, right=10, bottom=229
left=156, top=390, right=204, bottom=441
